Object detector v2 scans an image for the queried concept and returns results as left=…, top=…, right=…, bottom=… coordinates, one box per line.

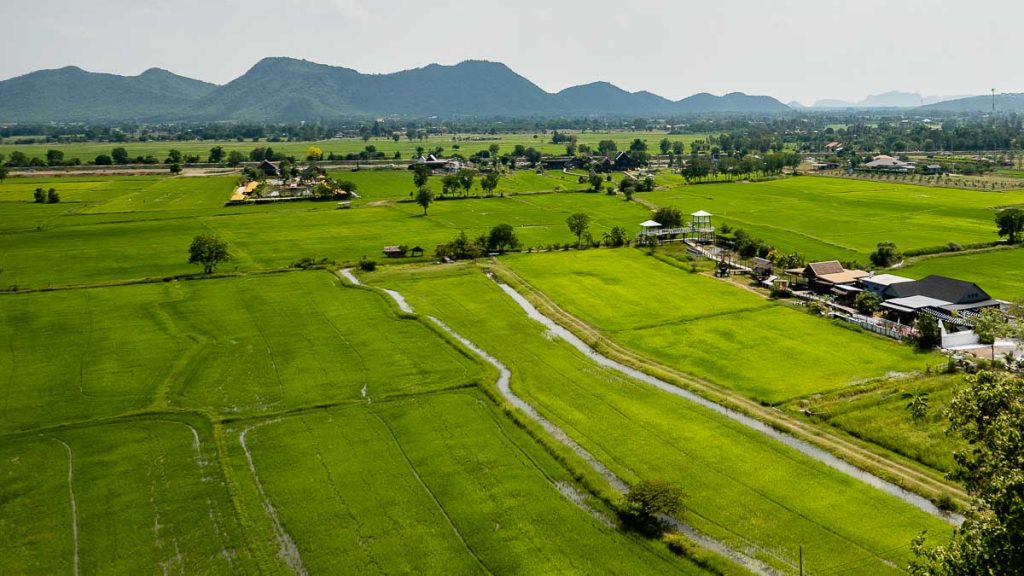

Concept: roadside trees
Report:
left=486, top=224, right=519, bottom=253
left=111, top=147, right=129, bottom=165
left=481, top=172, right=500, bottom=196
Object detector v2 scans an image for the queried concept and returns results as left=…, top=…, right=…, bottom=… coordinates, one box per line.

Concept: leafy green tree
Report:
left=481, top=172, right=500, bottom=196
left=672, top=141, right=684, bottom=155
left=659, top=138, right=672, bottom=155
left=188, top=234, right=230, bottom=274
left=94, top=154, right=113, bottom=165
left=336, top=180, right=357, bottom=194
left=441, top=173, right=460, bottom=196
left=629, top=139, right=648, bottom=153
left=566, top=212, right=591, bottom=247
left=0, top=165, right=8, bottom=183
left=488, top=143, right=500, bottom=157
left=169, top=163, right=182, bottom=174
left=111, top=147, right=129, bottom=165
left=603, top=226, right=629, bottom=247
left=46, top=149, right=64, bottom=166
left=597, top=140, right=617, bottom=155
left=457, top=169, right=475, bottom=196
left=207, top=146, right=226, bottom=164
left=995, top=208, right=1024, bottom=244
left=915, top=314, right=942, bottom=349
left=870, top=241, right=903, bottom=268
left=226, top=150, right=246, bottom=167
left=415, top=187, right=435, bottom=215
left=33, top=188, right=46, bottom=203
left=854, top=291, right=882, bottom=315
left=46, top=188, right=60, bottom=204
left=523, top=147, right=541, bottom=164
left=972, top=307, right=1007, bottom=358
left=167, top=149, right=183, bottom=164
left=651, top=206, right=683, bottom=228
left=486, top=224, right=520, bottom=253
left=621, top=479, right=685, bottom=534
left=911, top=371, right=1024, bottom=575
left=413, top=163, right=431, bottom=188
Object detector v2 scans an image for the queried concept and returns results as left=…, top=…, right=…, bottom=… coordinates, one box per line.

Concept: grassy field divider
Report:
left=486, top=261, right=970, bottom=512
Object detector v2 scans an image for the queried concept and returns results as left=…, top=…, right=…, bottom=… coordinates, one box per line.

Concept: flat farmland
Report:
left=504, top=249, right=933, bottom=403
left=0, top=132, right=706, bottom=164
left=0, top=419, right=255, bottom=574
left=787, top=375, right=964, bottom=473
left=0, top=271, right=481, bottom=432
left=0, top=174, right=647, bottom=288
left=364, top=263, right=953, bottom=575
left=645, top=176, right=1024, bottom=261
left=232, top=393, right=698, bottom=575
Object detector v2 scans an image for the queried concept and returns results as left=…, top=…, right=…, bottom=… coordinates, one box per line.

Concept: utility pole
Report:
left=799, top=545, right=804, bottom=576
left=992, top=88, right=996, bottom=113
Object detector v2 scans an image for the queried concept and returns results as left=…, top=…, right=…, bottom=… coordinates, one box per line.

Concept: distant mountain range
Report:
left=805, top=91, right=970, bottom=109
left=919, top=93, right=1024, bottom=113
left=0, top=57, right=791, bottom=122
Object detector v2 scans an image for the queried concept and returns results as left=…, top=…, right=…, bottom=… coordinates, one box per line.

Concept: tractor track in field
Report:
left=239, top=421, right=309, bottom=576
left=372, top=413, right=496, bottom=576
left=488, top=263, right=968, bottom=521
left=49, top=437, right=79, bottom=576
left=343, top=268, right=781, bottom=576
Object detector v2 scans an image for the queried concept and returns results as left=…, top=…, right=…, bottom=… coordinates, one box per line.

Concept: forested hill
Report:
left=0, top=57, right=790, bottom=122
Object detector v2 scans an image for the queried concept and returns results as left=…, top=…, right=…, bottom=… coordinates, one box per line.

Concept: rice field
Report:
left=503, top=249, right=935, bottom=404
left=645, top=176, right=1024, bottom=261
left=363, top=263, right=954, bottom=575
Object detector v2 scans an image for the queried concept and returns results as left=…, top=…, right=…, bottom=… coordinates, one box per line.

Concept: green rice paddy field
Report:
left=0, top=173, right=647, bottom=289
left=1, top=169, right=996, bottom=574
left=364, top=263, right=953, bottom=575
left=504, top=249, right=936, bottom=404
left=0, top=132, right=706, bottom=163
left=646, top=176, right=1024, bottom=262
left=1, top=270, right=705, bottom=575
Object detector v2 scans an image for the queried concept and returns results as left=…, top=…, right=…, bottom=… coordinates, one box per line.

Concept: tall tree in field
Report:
left=457, top=169, right=475, bottom=196
left=111, top=147, right=129, bottom=165
left=188, top=234, right=230, bottom=274
left=486, top=224, right=519, bottom=253
left=0, top=165, right=8, bottom=183
left=415, top=187, right=434, bottom=215
left=481, top=172, right=500, bottom=196
left=413, top=163, right=430, bottom=188
left=488, top=143, right=501, bottom=158
left=566, top=212, right=591, bottom=247
left=208, top=146, right=226, bottom=164
left=995, top=208, right=1024, bottom=244
left=659, top=138, right=672, bottom=155
left=911, top=371, right=1024, bottom=576
left=46, top=149, right=64, bottom=166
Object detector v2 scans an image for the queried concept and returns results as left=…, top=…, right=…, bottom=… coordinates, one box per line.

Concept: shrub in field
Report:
left=619, top=478, right=684, bottom=536
left=358, top=257, right=377, bottom=271
left=870, top=241, right=902, bottom=268
left=915, top=314, right=941, bottom=350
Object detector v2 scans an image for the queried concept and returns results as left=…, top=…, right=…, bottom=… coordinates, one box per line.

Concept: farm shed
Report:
left=859, top=273, right=912, bottom=297
left=257, top=160, right=281, bottom=176
left=882, top=275, right=1000, bottom=312
left=383, top=246, right=408, bottom=258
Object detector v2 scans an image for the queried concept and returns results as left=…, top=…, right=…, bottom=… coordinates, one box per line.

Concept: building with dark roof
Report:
left=882, top=275, right=997, bottom=311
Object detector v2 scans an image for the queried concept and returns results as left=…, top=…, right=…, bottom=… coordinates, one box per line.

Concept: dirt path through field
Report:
left=239, top=422, right=308, bottom=576
left=50, top=437, right=79, bottom=576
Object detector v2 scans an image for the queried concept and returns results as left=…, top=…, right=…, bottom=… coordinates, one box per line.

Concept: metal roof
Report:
left=640, top=220, right=662, bottom=227
left=691, top=210, right=712, bottom=217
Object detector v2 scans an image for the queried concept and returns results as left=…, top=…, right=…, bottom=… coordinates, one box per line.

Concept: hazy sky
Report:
left=1, top=0, right=1018, bottom=104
